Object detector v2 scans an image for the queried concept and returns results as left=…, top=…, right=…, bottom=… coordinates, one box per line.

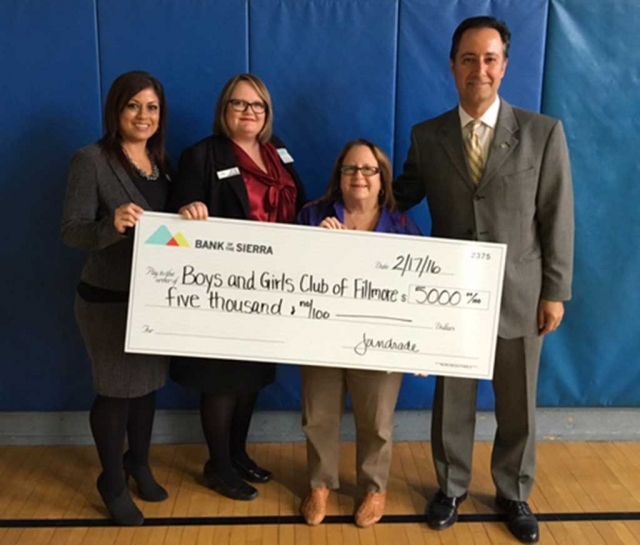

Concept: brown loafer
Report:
left=354, top=491, right=386, bottom=528
left=300, top=488, right=330, bottom=526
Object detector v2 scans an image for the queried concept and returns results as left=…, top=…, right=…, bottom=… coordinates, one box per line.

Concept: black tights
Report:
left=200, top=391, right=258, bottom=475
left=89, top=391, right=156, bottom=495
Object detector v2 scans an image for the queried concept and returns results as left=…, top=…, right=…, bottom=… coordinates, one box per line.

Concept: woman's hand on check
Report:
left=319, top=217, right=346, bottom=230
left=179, top=201, right=209, bottom=220
left=114, top=202, right=144, bottom=234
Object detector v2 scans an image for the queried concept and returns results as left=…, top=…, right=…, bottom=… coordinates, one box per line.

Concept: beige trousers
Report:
left=301, top=366, right=403, bottom=492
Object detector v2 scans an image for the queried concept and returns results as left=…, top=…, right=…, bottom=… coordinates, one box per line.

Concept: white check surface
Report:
left=126, top=213, right=506, bottom=379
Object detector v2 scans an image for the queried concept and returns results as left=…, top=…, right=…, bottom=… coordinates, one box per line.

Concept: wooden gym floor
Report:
left=1, top=441, right=640, bottom=544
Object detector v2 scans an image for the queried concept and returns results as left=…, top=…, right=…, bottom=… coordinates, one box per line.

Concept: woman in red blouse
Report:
left=169, top=74, right=306, bottom=501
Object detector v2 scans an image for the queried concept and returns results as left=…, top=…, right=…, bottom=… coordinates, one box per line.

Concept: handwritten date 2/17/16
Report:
left=392, top=254, right=441, bottom=277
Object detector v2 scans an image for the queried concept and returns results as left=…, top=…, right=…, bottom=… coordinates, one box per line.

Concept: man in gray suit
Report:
left=394, top=16, right=574, bottom=544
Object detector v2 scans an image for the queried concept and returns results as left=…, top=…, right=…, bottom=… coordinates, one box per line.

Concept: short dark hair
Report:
left=318, top=139, right=397, bottom=211
left=100, top=71, right=170, bottom=176
left=213, top=73, right=273, bottom=144
left=450, top=16, right=511, bottom=60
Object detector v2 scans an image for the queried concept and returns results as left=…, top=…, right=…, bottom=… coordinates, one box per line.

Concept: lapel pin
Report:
left=500, top=142, right=510, bottom=149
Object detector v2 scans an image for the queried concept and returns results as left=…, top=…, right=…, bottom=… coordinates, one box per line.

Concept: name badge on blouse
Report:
left=277, top=148, right=294, bottom=164
left=216, top=167, right=241, bottom=180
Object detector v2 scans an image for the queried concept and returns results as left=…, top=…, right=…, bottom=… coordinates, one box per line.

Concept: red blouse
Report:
left=232, top=141, right=297, bottom=223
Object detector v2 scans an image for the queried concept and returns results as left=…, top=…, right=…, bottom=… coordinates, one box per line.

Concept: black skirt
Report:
left=170, top=356, right=276, bottom=394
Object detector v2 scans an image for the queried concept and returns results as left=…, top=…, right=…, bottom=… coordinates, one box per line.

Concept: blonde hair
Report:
left=213, top=74, right=273, bottom=143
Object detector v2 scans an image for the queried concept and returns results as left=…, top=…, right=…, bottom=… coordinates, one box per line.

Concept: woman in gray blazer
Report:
left=61, top=71, right=172, bottom=526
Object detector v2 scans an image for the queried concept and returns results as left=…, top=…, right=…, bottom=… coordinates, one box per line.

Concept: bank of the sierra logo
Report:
left=145, top=225, right=190, bottom=248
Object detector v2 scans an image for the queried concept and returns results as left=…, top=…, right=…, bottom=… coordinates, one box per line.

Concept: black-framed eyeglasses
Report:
left=340, top=165, right=380, bottom=177
left=228, top=99, right=267, bottom=114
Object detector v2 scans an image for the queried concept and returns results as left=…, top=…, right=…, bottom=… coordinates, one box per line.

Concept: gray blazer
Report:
left=61, top=143, right=152, bottom=291
left=395, top=100, right=574, bottom=338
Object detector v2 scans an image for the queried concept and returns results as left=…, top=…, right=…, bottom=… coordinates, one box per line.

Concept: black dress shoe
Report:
left=496, top=496, right=539, bottom=543
left=231, top=457, right=273, bottom=483
left=204, top=460, right=259, bottom=501
left=97, top=472, right=144, bottom=526
left=426, top=489, right=468, bottom=530
left=123, top=451, right=169, bottom=502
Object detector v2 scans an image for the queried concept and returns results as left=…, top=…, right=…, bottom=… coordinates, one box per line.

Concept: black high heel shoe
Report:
left=123, top=451, right=168, bottom=502
left=203, top=460, right=259, bottom=501
left=97, top=472, right=144, bottom=526
left=231, top=456, right=273, bottom=483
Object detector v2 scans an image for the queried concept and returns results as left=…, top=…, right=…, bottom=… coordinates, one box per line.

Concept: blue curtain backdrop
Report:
left=0, top=0, right=637, bottom=411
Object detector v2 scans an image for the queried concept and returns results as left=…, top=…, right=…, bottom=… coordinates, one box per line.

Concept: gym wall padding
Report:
left=0, top=0, right=637, bottom=411
left=0, top=0, right=102, bottom=411
left=538, top=0, right=640, bottom=406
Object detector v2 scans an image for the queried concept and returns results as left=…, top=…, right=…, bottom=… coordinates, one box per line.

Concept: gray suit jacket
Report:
left=61, top=143, right=152, bottom=291
left=395, top=100, right=574, bottom=338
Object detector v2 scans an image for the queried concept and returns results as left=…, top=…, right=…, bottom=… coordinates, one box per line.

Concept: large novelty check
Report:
left=125, top=212, right=506, bottom=379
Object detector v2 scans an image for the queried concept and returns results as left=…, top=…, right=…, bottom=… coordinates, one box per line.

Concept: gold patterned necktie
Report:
left=465, top=119, right=484, bottom=184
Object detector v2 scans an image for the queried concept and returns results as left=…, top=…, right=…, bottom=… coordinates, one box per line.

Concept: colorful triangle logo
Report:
left=146, top=226, right=190, bottom=247
left=173, top=233, right=190, bottom=248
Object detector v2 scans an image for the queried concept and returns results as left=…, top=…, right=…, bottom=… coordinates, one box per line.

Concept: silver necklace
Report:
left=132, top=161, right=159, bottom=181
left=124, top=148, right=160, bottom=180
